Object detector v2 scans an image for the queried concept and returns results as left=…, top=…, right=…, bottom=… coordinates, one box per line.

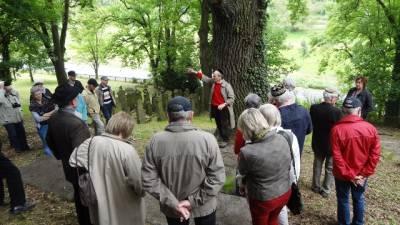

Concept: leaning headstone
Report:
left=125, top=87, right=136, bottom=112
left=162, top=91, right=172, bottom=110
left=153, top=93, right=166, bottom=121
left=136, top=98, right=147, bottom=124
left=117, top=86, right=127, bottom=112
left=143, top=87, right=152, bottom=115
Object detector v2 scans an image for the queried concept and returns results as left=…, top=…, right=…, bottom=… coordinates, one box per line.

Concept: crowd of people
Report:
left=0, top=70, right=381, bottom=225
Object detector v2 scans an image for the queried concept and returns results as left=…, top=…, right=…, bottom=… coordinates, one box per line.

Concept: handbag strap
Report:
left=75, top=137, right=95, bottom=176
left=277, top=130, right=298, bottom=181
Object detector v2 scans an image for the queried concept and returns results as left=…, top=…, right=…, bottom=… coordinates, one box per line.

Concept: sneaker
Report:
left=311, top=187, right=320, bottom=194
left=9, top=201, right=36, bottom=215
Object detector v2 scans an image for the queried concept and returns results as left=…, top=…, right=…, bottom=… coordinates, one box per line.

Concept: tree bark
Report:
left=0, top=34, right=12, bottom=81
left=209, top=0, right=269, bottom=118
left=384, top=33, right=400, bottom=126
left=28, top=65, right=34, bottom=83
left=199, top=0, right=212, bottom=112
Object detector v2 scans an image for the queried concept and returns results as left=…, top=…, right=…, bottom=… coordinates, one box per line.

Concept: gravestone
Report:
left=162, top=91, right=172, bottom=111
left=117, top=86, right=127, bottom=112
left=153, top=93, right=166, bottom=121
left=125, top=87, right=136, bottom=112
left=136, top=97, right=147, bottom=124
left=143, top=87, right=152, bottom=115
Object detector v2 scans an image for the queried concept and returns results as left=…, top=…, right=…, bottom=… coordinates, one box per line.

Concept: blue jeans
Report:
left=101, top=103, right=113, bottom=123
left=37, top=125, right=53, bottom=156
left=335, top=179, right=367, bottom=225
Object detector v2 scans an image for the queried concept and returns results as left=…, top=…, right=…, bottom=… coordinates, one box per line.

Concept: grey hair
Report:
left=244, top=93, right=262, bottom=109
left=237, top=108, right=270, bottom=141
left=343, top=107, right=361, bottom=115
left=274, top=91, right=295, bottom=105
left=259, top=104, right=282, bottom=127
left=168, top=111, right=192, bottom=122
left=283, top=76, right=296, bottom=91
left=323, top=90, right=339, bottom=101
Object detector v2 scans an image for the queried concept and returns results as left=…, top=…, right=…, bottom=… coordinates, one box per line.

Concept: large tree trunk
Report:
left=0, top=35, right=12, bottom=81
left=209, top=0, right=269, bottom=118
left=384, top=34, right=400, bottom=127
left=199, top=0, right=212, bottom=112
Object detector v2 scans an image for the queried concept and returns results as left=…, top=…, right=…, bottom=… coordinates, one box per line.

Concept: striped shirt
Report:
left=101, top=86, right=112, bottom=105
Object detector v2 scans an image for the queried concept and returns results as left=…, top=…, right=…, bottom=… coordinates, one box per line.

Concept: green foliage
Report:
left=105, top=0, right=200, bottom=92
left=264, top=6, right=298, bottom=83
left=322, top=0, right=400, bottom=118
left=70, top=6, right=111, bottom=77
left=287, top=0, right=309, bottom=28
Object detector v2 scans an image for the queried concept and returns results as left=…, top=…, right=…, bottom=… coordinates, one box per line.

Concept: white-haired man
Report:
left=142, top=96, right=226, bottom=225
left=310, top=88, right=343, bottom=198
left=269, top=84, right=312, bottom=155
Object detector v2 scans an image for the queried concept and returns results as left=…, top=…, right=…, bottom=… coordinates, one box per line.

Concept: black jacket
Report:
left=310, top=102, right=343, bottom=157
left=46, top=110, right=90, bottom=183
left=346, top=87, right=373, bottom=119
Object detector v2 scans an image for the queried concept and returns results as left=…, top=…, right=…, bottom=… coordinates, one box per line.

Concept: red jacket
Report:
left=330, top=115, right=381, bottom=181
left=234, top=129, right=245, bottom=155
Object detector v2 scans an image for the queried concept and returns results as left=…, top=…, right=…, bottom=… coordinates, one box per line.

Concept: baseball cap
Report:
left=100, top=76, right=109, bottom=81
left=167, top=96, right=192, bottom=112
left=343, top=97, right=362, bottom=108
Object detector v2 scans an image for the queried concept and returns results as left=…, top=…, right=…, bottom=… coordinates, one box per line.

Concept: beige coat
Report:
left=0, top=89, right=23, bottom=125
left=70, top=134, right=145, bottom=225
left=201, top=76, right=235, bottom=128
left=83, top=89, right=101, bottom=115
left=142, top=122, right=226, bottom=218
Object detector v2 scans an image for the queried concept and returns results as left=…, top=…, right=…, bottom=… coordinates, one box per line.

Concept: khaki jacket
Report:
left=201, top=76, right=235, bottom=128
left=142, top=122, right=226, bottom=218
left=83, top=89, right=101, bottom=115
left=0, top=89, right=23, bottom=125
left=70, top=134, right=145, bottom=225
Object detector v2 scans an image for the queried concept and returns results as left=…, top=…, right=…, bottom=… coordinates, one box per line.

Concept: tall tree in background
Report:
left=208, top=0, right=269, bottom=116
left=323, top=0, right=400, bottom=125
left=1, top=0, right=91, bottom=85
left=108, top=0, right=200, bottom=92
left=71, top=7, right=110, bottom=79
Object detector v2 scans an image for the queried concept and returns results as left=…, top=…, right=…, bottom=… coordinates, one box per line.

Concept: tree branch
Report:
left=376, top=0, right=398, bottom=30
left=60, top=0, right=70, bottom=55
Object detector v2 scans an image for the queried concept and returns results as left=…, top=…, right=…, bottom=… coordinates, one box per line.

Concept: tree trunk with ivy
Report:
left=0, top=33, right=12, bottom=81
left=209, top=0, right=269, bottom=118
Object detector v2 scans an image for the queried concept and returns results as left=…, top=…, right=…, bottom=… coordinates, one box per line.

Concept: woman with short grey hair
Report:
left=259, top=104, right=301, bottom=225
left=237, top=108, right=292, bottom=225
left=70, top=112, right=145, bottom=225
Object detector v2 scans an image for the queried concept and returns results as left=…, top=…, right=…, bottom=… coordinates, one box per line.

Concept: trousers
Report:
left=0, top=152, right=26, bottom=207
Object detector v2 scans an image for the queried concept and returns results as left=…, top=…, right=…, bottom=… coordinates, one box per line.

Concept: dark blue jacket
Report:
left=279, top=103, right=312, bottom=154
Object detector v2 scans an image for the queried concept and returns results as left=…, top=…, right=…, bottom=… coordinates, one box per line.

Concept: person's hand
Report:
left=175, top=204, right=190, bottom=222
left=187, top=68, right=197, bottom=75
left=178, top=200, right=191, bottom=210
left=355, top=175, right=366, bottom=186
left=217, top=103, right=226, bottom=110
left=239, top=185, right=246, bottom=196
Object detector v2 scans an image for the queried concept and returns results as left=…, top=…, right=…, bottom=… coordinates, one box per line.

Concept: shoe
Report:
left=319, top=190, right=329, bottom=198
left=218, top=141, right=228, bottom=148
left=9, top=201, right=36, bottom=214
left=311, top=187, right=320, bottom=194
